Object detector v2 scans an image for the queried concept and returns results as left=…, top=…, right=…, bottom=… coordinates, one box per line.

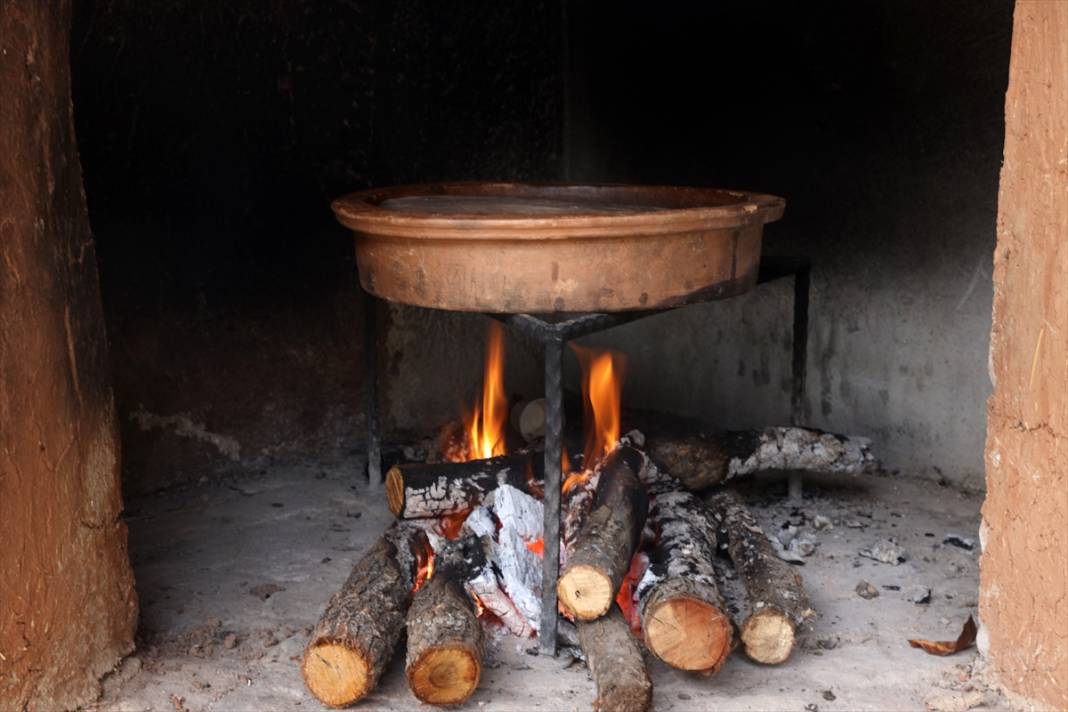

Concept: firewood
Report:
left=646, top=427, right=873, bottom=491
left=385, top=453, right=546, bottom=519
left=636, top=490, right=733, bottom=674
left=707, top=490, right=812, bottom=664
left=576, top=605, right=653, bottom=712
left=405, top=574, right=484, bottom=706
left=301, top=524, right=427, bottom=708
left=558, top=446, right=649, bottom=621
left=510, top=397, right=548, bottom=442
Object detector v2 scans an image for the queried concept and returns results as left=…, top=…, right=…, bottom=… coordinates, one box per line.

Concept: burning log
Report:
left=646, top=427, right=874, bottom=492
left=558, top=446, right=649, bottom=621
left=636, top=490, right=733, bottom=674
left=707, top=490, right=813, bottom=664
left=405, top=574, right=484, bottom=706
left=385, top=453, right=549, bottom=519
left=301, top=524, right=427, bottom=708
left=448, top=529, right=535, bottom=638
left=576, top=605, right=653, bottom=712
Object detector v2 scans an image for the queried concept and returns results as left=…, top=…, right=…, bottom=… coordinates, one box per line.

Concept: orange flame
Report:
left=573, top=345, right=627, bottom=466
left=463, top=323, right=509, bottom=461
left=413, top=541, right=435, bottom=594
left=561, top=470, right=592, bottom=495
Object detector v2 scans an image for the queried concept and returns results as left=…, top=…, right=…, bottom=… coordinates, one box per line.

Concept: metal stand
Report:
left=362, top=255, right=812, bottom=652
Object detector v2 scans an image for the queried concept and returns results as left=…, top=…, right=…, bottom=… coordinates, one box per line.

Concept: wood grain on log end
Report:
left=406, top=575, right=484, bottom=706
left=644, top=595, right=733, bottom=672
left=557, top=563, right=614, bottom=620
left=301, top=643, right=371, bottom=708
left=385, top=465, right=405, bottom=517
left=741, top=608, right=795, bottom=665
left=407, top=647, right=481, bottom=706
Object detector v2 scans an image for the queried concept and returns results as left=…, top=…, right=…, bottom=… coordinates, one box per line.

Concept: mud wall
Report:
left=0, top=2, right=138, bottom=708
left=979, top=2, right=1068, bottom=708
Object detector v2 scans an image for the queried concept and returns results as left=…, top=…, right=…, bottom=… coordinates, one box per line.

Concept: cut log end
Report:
left=407, top=646, right=482, bottom=706
left=557, top=564, right=614, bottom=620
left=385, top=465, right=405, bottom=517
left=301, top=643, right=371, bottom=709
left=644, top=596, right=733, bottom=672
left=740, top=608, right=796, bottom=665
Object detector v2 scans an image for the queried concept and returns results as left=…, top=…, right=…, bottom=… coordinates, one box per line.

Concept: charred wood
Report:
left=646, top=427, right=874, bottom=491
left=636, top=490, right=733, bottom=674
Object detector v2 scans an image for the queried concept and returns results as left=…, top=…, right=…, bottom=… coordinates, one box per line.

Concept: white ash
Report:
left=727, top=427, right=874, bottom=479
left=494, top=484, right=543, bottom=541
left=462, top=506, right=497, bottom=539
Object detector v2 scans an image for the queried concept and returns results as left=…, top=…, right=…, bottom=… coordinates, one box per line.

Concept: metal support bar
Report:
left=788, top=263, right=811, bottom=503
left=364, top=292, right=382, bottom=488
left=539, top=337, right=564, bottom=654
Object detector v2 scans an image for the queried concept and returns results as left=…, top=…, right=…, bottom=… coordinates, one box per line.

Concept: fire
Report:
left=413, top=541, right=435, bottom=594
left=573, top=345, right=627, bottom=466
left=525, top=538, right=544, bottom=557
left=460, top=323, right=509, bottom=461
left=561, top=470, right=592, bottom=495
left=616, top=552, right=648, bottom=637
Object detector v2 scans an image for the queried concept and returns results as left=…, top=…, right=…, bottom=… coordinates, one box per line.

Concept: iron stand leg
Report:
left=539, top=337, right=564, bottom=654
left=365, top=292, right=382, bottom=488
left=788, top=264, right=811, bottom=503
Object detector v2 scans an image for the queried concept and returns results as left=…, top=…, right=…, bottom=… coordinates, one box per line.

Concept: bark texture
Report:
left=980, top=3, right=1068, bottom=709
left=405, top=575, right=484, bottom=706
left=0, top=2, right=138, bottom=709
left=707, top=491, right=811, bottom=665
left=637, top=491, right=732, bottom=673
left=386, top=453, right=544, bottom=518
left=301, top=525, right=426, bottom=707
left=647, top=427, right=873, bottom=491
left=576, top=606, right=653, bottom=712
left=558, top=447, right=649, bottom=621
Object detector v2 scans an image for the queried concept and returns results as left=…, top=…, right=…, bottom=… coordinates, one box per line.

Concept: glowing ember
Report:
left=572, top=345, right=626, bottom=466
left=525, top=538, right=544, bottom=557
left=453, top=323, right=509, bottom=462
left=439, top=510, right=469, bottom=540
left=615, top=552, right=648, bottom=636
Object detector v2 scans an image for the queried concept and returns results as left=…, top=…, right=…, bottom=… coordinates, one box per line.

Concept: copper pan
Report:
left=332, top=182, right=785, bottom=313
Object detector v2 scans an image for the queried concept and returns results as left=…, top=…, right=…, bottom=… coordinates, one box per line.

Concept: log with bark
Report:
left=405, top=573, right=484, bottom=706
left=636, top=490, right=733, bottom=674
left=707, top=490, right=813, bottom=664
left=576, top=605, right=653, bottom=712
left=302, top=524, right=427, bottom=708
left=646, top=427, right=874, bottom=492
left=558, top=446, right=649, bottom=621
left=386, top=452, right=563, bottom=519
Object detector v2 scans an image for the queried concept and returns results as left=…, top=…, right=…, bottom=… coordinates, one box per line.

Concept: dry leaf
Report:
left=908, top=615, right=977, bottom=656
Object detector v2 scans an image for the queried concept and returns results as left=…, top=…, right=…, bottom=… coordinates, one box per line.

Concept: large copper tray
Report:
left=332, top=183, right=785, bottom=313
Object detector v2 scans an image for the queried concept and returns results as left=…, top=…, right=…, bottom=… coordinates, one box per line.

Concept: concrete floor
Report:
left=87, top=455, right=1006, bottom=712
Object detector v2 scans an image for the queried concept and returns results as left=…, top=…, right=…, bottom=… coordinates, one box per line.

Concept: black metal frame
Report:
left=363, top=255, right=811, bottom=653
